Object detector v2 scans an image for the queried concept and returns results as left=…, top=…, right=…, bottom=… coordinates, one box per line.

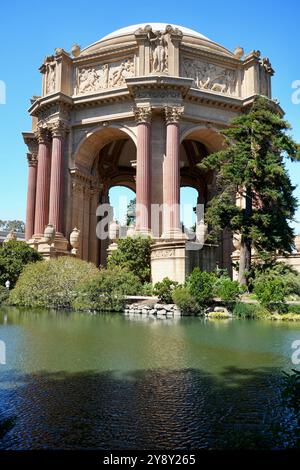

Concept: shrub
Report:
left=215, top=278, right=243, bottom=309
left=254, top=277, right=288, bottom=312
left=73, top=266, right=142, bottom=312
left=172, top=286, right=198, bottom=314
left=0, top=286, right=9, bottom=305
left=153, top=278, right=179, bottom=303
left=0, top=241, right=42, bottom=288
left=288, top=304, right=300, bottom=314
left=232, top=302, right=269, bottom=319
left=107, top=236, right=152, bottom=283
left=186, top=268, right=216, bottom=307
left=9, top=257, right=98, bottom=309
left=141, top=282, right=153, bottom=296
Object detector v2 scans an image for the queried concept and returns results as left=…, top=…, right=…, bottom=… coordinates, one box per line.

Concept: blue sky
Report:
left=0, top=0, right=299, bottom=231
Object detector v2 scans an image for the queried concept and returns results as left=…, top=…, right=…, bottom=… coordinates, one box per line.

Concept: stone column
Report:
left=162, top=106, right=184, bottom=239
left=134, top=106, right=152, bottom=235
left=34, top=127, right=51, bottom=237
left=48, top=121, right=67, bottom=234
left=25, top=153, right=38, bottom=240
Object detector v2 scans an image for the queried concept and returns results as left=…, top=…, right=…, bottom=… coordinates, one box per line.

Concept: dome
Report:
left=80, top=22, right=234, bottom=58
left=100, top=23, right=209, bottom=41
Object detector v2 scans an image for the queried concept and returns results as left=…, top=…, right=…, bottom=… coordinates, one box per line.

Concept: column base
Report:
left=27, top=232, right=69, bottom=259
left=134, top=227, right=153, bottom=237
left=161, top=228, right=187, bottom=241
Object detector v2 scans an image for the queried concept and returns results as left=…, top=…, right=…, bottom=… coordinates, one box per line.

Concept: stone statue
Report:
left=46, top=60, right=56, bottom=94
left=148, top=30, right=168, bottom=73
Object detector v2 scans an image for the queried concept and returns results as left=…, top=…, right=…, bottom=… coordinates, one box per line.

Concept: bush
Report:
left=153, top=278, right=179, bottom=303
left=0, top=286, right=9, bottom=305
left=215, top=278, right=243, bottom=309
left=0, top=241, right=42, bottom=288
left=254, top=277, right=288, bottom=312
left=9, top=257, right=98, bottom=309
left=186, top=268, right=216, bottom=307
left=73, top=266, right=142, bottom=312
left=141, top=282, right=153, bottom=296
left=232, top=302, right=269, bottom=319
left=107, top=236, right=152, bottom=283
left=172, top=286, right=198, bottom=314
left=288, top=304, right=300, bottom=314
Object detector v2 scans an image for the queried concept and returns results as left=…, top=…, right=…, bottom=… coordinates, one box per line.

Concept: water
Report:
left=0, top=307, right=299, bottom=449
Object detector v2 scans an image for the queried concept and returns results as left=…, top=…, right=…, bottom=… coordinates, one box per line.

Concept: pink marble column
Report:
left=134, top=107, right=152, bottom=234
left=163, top=106, right=184, bottom=238
left=25, top=153, right=38, bottom=240
left=48, top=122, right=66, bottom=234
left=34, top=128, right=51, bottom=237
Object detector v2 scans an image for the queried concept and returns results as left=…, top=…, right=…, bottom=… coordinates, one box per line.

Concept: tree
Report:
left=0, top=220, right=25, bottom=232
left=107, top=236, right=152, bottom=283
left=0, top=241, right=42, bottom=288
left=199, top=97, right=300, bottom=285
left=126, top=198, right=136, bottom=226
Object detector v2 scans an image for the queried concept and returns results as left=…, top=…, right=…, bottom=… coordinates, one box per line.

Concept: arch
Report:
left=74, top=123, right=137, bottom=170
left=180, top=124, right=225, bottom=153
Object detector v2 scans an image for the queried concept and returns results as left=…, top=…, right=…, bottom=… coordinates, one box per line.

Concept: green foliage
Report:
left=199, top=96, right=300, bottom=283
left=186, top=268, right=216, bottom=307
left=153, top=278, right=179, bottom=303
left=232, top=302, right=269, bottom=319
left=73, top=266, right=142, bottom=312
left=107, top=236, right=152, bottom=283
left=0, top=285, right=9, bottom=304
left=9, top=257, right=98, bottom=309
left=215, top=278, right=243, bottom=309
left=172, top=286, right=198, bottom=314
left=288, top=304, right=300, bottom=314
left=141, top=282, right=153, bottom=296
left=0, top=241, right=42, bottom=288
left=126, top=198, right=136, bottom=226
left=254, top=277, right=288, bottom=312
left=248, top=261, right=300, bottom=296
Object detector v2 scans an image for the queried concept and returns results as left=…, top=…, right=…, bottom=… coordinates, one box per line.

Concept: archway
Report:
left=71, top=126, right=137, bottom=266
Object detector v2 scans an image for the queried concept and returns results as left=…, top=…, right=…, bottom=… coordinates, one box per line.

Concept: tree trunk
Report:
left=238, top=237, right=251, bottom=285
left=238, top=186, right=252, bottom=286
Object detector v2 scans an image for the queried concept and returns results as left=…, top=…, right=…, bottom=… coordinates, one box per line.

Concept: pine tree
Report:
left=199, top=97, right=300, bottom=285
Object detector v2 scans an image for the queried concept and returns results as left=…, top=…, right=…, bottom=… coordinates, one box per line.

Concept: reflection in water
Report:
left=0, top=307, right=300, bottom=449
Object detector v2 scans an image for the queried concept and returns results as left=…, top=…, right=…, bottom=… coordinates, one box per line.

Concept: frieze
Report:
left=151, top=248, right=176, bottom=259
left=135, top=90, right=181, bottom=100
left=181, top=57, right=237, bottom=95
left=76, top=58, right=135, bottom=95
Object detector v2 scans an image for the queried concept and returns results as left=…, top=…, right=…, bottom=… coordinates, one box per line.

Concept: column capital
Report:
left=164, top=106, right=184, bottom=124
left=133, top=106, right=152, bottom=124
left=34, top=126, right=51, bottom=144
left=49, top=120, right=69, bottom=138
left=27, top=153, right=38, bottom=167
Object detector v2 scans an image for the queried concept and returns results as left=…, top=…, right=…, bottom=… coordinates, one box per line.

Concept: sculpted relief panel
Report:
left=181, top=58, right=237, bottom=96
left=76, top=58, right=134, bottom=95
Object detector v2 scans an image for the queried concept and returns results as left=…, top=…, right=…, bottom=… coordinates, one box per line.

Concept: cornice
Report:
left=180, top=44, right=241, bottom=67
left=28, top=92, right=73, bottom=117
left=73, top=43, right=138, bottom=66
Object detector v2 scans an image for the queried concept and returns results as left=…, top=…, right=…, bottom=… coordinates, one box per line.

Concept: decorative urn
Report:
left=43, top=224, right=56, bottom=245
left=196, top=222, right=208, bottom=245
left=126, top=225, right=135, bottom=237
left=295, top=233, right=300, bottom=253
left=71, top=44, right=81, bottom=57
left=4, top=230, right=17, bottom=243
left=234, top=46, right=244, bottom=59
left=109, top=220, right=120, bottom=242
left=233, top=233, right=241, bottom=252
left=70, top=227, right=80, bottom=255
